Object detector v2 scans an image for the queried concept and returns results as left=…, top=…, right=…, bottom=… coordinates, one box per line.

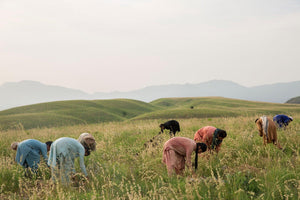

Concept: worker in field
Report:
left=255, top=116, right=282, bottom=149
left=11, top=139, right=52, bottom=177
left=273, top=114, right=293, bottom=128
left=194, top=126, right=227, bottom=153
left=162, top=137, right=207, bottom=176
left=48, top=133, right=96, bottom=184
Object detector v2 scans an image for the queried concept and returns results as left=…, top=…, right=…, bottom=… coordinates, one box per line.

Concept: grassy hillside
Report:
left=0, top=99, right=158, bottom=130
left=1, top=97, right=300, bottom=130
left=136, top=97, right=300, bottom=120
left=1, top=114, right=299, bottom=199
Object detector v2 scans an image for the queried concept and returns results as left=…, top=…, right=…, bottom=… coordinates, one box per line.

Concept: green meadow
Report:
left=0, top=97, right=299, bottom=199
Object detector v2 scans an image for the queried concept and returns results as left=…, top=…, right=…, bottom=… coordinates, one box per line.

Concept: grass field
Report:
left=0, top=97, right=299, bottom=199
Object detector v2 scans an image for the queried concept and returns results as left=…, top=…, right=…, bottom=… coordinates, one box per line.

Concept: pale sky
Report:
left=1, top=0, right=300, bottom=93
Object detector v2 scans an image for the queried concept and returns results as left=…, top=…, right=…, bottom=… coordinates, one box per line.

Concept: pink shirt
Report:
left=194, top=126, right=217, bottom=148
left=163, top=137, right=196, bottom=168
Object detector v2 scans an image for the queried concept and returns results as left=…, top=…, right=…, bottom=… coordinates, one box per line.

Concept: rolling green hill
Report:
left=1, top=97, right=300, bottom=130
left=135, top=97, right=300, bottom=120
left=0, top=99, right=158, bottom=130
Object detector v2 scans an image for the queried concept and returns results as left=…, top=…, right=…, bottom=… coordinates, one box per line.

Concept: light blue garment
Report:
left=15, top=139, right=48, bottom=170
left=48, top=137, right=87, bottom=183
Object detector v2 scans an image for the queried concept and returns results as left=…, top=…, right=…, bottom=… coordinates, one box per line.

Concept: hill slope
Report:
left=136, top=97, right=300, bottom=120
left=286, top=96, right=300, bottom=104
left=1, top=97, right=300, bottom=130
left=0, top=99, right=158, bottom=130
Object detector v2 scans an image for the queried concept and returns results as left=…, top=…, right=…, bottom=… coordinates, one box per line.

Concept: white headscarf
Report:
left=78, top=133, right=96, bottom=151
left=11, top=142, right=19, bottom=150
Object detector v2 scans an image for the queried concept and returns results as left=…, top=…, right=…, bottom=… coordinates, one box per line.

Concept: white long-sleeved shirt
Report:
left=48, top=137, right=87, bottom=176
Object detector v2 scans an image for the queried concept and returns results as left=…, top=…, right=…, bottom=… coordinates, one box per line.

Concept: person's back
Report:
left=48, top=137, right=88, bottom=184
left=163, top=137, right=195, bottom=157
left=163, top=137, right=207, bottom=176
left=273, top=114, right=293, bottom=128
left=15, top=139, right=48, bottom=169
left=255, top=116, right=282, bottom=149
left=163, top=137, right=196, bottom=175
left=51, top=137, right=84, bottom=158
left=48, top=137, right=85, bottom=170
left=194, top=126, right=226, bottom=153
left=194, top=126, right=216, bottom=144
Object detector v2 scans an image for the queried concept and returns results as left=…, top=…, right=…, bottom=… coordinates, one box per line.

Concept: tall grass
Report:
left=0, top=115, right=299, bottom=199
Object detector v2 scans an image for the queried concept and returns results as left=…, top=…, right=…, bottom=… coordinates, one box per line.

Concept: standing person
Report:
left=13, top=139, right=52, bottom=176
left=255, top=116, right=282, bottom=149
left=273, top=114, right=293, bottom=128
left=162, top=137, right=207, bottom=176
left=194, top=126, right=227, bottom=153
left=48, top=133, right=96, bottom=184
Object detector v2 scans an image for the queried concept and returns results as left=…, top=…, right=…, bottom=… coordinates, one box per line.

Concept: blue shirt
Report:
left=273, top=114, right=292, bottom=127
left=47, top=137, right=87, bottom=176
left=15, top=139, right=48, bottom=169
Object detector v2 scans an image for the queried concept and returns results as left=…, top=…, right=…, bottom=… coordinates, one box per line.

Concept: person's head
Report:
left=217, top=129, right=227, bottom=140
left=196, top=142, right=207, bottom=154
left=289, top=116, right=293, bottom=122
left=195, top=142, right=207, bottom=170
left=78, top=133, right=96, bottom=156
left=45, top=141, right=53, bottom=152
left=11, top=142, right=19, bottom=151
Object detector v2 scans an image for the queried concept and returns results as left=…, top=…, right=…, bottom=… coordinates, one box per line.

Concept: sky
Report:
left=1, top=0, right=300, bottom=93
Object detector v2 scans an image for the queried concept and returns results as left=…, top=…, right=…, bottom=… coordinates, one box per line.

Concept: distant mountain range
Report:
left=0, top=80, right=299, bottom=111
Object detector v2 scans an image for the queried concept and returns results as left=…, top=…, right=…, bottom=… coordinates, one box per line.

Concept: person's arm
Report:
left=78, top=149, right=88, bottom=176
left=185, top=145, right=194, bottom=169
left=40, top=143, right=48, bottom=163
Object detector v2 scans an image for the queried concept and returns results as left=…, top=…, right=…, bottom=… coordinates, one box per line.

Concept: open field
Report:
left=0, top=97, right=299, bottom=199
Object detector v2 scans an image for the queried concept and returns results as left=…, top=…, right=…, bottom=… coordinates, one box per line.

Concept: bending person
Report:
left=194, top=126, right=227, bottom=153
left=48, top=133, right=96, bottom=184
left=162, top=137, right=207, bottom=176
left=273, top=114, right=293, bottom=128
left=255, top=116, right=282, bottom=149
left=12, top=139, right=52, bottom=176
